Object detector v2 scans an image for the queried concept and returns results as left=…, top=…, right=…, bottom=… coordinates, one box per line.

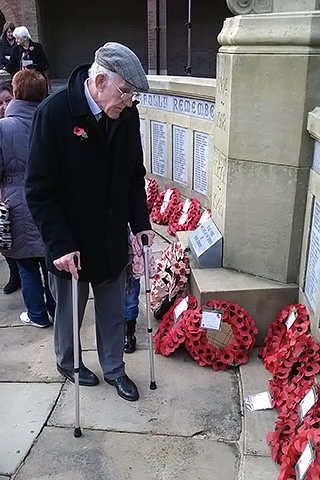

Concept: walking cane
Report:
left=72, top=255, right=82, bottom=437
left=141, top=234, right=157, bottom=390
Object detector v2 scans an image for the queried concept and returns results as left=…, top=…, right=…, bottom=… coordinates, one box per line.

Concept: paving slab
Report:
left=49, top=348, right=241, bottom=440
left=13, top=426, right=239, bottom=480
left=240, top=454, right=280, bottom=480
left=0, top=383, right=61, bottom=476
left=240, top=349, right=278, bottom=457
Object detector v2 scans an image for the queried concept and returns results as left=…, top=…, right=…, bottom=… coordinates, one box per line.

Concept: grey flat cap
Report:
left=95, top=42, right=149, bottom=92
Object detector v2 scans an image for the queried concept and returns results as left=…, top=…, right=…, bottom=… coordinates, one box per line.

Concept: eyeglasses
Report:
left=107, top=75, right=140, bottom=102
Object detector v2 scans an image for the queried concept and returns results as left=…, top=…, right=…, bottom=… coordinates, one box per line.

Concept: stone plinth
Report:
left=188, top=265, right=298, bottom=346
left=214, top=12, right=320, bottom=283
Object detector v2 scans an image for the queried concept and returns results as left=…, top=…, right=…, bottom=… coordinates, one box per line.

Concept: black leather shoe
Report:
left=57, top=364, right=99, bottom=386
left=3, top=277, right=21, bottom=294
left=104, top=374, right=139, bottom=401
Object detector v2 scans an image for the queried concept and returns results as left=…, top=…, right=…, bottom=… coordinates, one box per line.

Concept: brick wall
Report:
left=1, top=0, right=232, bottom=79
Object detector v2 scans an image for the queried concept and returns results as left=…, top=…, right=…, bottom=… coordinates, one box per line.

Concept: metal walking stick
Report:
left=72, top=255, right=82, bottom=437
left=141, top=234, right=157, bottom=390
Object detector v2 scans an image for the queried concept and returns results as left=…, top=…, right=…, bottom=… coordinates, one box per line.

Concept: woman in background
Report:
left=0, top=22, right=16, bottom=70
left=5, top=26, right=49, bottom=78
left=0, top=69, right=55, bottom=326
left=0, top=80, right=21, bottom=294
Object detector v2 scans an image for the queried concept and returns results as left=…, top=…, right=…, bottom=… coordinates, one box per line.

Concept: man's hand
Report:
left=135, top=230, right=155, bottom=255
left=53, top=251, right=81, bottom=280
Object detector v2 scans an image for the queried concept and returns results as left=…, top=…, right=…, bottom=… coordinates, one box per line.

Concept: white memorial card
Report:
left=160, top=189, right=173, bottom=214
left=178, top=198, right=191, bottom=225
left=295, top=440, right=316, bottom=480
left=299, top=386, right=318, bottom=421
left=244, top=391, right=273, bottom=411
left=285, top=307, right=298, bottom=330
left=173, top=297, right=189, bottom=327
left=200, top=310, right=222, bottom=330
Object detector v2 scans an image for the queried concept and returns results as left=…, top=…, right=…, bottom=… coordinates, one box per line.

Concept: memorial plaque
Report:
left=193, top=131, right=209, bottom=196
left=304, top=197, right=320, bottom=312
left=173, top=125, right=188, bottom=186
left=188, top=219, right=223, bottom=268
left=140, top=118, right=146, bottom=158
left=312, top=140, right=320, bottom=175
left=151, top=121, right=167, bottom=177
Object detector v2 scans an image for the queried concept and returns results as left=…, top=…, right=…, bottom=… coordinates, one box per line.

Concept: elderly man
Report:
left=26, top=42, right=154, bottom=402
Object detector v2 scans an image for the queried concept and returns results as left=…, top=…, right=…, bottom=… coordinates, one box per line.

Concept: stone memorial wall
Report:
left=138, top=77, right=216, bottom=209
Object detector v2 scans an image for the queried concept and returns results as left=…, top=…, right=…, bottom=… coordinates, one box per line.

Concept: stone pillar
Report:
left=213, top=12, right=320, bottom=283
left=147, top=0, right=167, bottom=75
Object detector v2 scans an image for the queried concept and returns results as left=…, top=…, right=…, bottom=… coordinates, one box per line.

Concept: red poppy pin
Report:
left=29, top=46, right=34, bottom=51
left=73, top=126, right=88, bottom=140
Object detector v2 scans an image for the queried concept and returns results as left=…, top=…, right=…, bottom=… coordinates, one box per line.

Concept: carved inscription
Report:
left=211, top=148, right=227, bottom=225
left=193, top=132, right=209, bottom=196
left=305, top=198, right=320, bottom=312
left=215, top=54, right=229, bottom=135
left=173, top=125, right=188, bottom=186
left=151, top=121, right=167, bottom=177
left=140, top=93, right=215, bottom=121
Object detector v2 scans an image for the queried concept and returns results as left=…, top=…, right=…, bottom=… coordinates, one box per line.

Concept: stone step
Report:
left=173, top=231, right=298, bottom=346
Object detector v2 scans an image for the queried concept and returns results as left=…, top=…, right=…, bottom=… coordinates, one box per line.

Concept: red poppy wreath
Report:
left=153, top=295, right=198, bottom=356
left=184, top=299, right=258, bottom=371
left=145, top=177, right=158, bottom=212
left=150, top=187, right=180, bottom=225
left=150, top=241, right=190, bottom=315
left=167, top=197, right=202, bottom=237
left=258, top=303, right=310, bottom=375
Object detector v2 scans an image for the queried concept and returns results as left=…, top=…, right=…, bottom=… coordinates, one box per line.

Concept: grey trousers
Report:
left=48, top=270, right=126, bottom=379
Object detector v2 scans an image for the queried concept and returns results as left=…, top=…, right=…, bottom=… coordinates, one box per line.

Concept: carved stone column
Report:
left=226, top=0, right=320, bottom=14
left=213, top=12, right=320, bottom=283
left=226, top=0, right=273, bottom=14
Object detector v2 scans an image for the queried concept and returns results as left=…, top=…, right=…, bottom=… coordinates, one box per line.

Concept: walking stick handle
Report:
left=141, top=234, right=148, bottom=246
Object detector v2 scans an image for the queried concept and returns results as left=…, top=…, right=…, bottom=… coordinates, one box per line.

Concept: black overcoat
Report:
left=25, top=65, right=151, bottom=283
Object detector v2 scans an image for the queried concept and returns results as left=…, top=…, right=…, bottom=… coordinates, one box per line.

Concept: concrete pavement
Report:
left=0, top=232, right=280, bottom=480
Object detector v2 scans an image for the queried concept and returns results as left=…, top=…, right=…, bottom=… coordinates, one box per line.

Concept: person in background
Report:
left=26, top=42, right=154, bottom=402
left=125, top=228, right=155, bottom=354
left=0, top=69, right=55, bottom=326
left=0, top=80, right=21, bottom=294
left=0, top=22, right=16, bottom=70
left=5, top=26, right=49, bottom=78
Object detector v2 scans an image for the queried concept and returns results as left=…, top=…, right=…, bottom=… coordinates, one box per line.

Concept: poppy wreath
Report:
left=258, top=303, right=310, bottom=375
left=184, top=300, right=258, bottom=371
left=150, top=187, right=180, bottom=225
left=270, top=385, right=320, bottom=479
left=145, top=177, right=158, bottom=212
left=153, top=295, right=198, bottom=356
left=267, top=333, right=320, bottom=416
left=167, top=197, right=202, bottom=237
left=150, top=242, right=190, bottom=313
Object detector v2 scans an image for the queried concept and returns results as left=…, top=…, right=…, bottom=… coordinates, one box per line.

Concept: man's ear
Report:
left=95, top=73, right=106, bottom=92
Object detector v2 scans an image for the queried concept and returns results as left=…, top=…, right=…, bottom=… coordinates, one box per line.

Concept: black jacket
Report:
left=5, top=40, right=49, bottom=76
left=0, top=34, right=16, bottom=69
left=26, top=64, right=151, bottom=283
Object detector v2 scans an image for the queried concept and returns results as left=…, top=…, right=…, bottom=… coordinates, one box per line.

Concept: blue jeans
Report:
left=16, top=257, right=56, bottom=326
left=125, top=277, right=140, bottom=321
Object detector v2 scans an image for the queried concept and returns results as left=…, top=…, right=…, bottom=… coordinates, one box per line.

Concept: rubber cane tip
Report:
left=150, top=381, right=157, bottom=390
left=74, top=427, right=82, bottom=438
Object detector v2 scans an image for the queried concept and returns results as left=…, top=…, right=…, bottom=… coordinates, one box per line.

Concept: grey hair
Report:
left=13, top=26, right=32, bottom=40
left=88, top=61, right=116, bottom=83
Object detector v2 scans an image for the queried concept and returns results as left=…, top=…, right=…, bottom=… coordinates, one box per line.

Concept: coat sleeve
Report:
left=5, top=45, right=19, bottom=76
left=0, top=38, right=6, bottom=69
left=127, top=109, right=151, bottom=235
left=25, top=100, right=78, bottom=261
